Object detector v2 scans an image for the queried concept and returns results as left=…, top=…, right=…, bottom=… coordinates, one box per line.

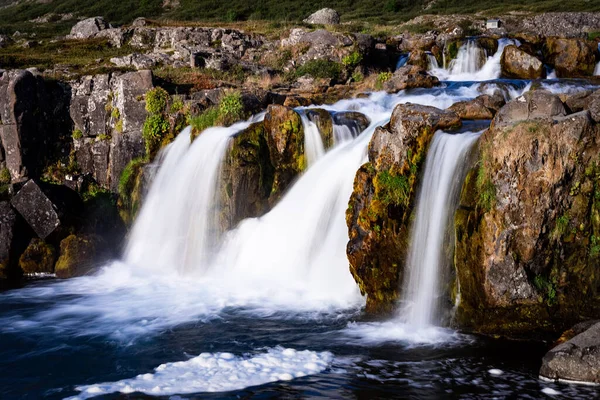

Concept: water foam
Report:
left=68, top=347, right=333, bottom=399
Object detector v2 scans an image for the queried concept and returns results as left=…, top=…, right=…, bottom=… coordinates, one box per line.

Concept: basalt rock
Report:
left=500, top=45, right=544, bottom=80
left=383, top=65, right=439, bottom=93
left=543, top=38, right=597, bottom=78
left=454, top=92, right=600, bottom=337
left=346, top=104, right=460, bottom=313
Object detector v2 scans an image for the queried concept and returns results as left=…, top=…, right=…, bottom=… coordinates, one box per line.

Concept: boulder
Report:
left=332, top=111, right=370, bottom=135
left=0, top=201, right=27, bottom=279
left=10, top=180, right=82, bottom=240
left=383, top=65, right=439, bottom=93
left=54, top=234, right=105, bottom=278
left=303, top=8, right=341, bottom=25
left=67, top=17, right=110, bottom=40
left=449, top=97, right=495, bottom=120
left=18, top=238, right=55, bottom=274
left=454, top=91, right=600, bottom=337
left=346, top=104, right=460, bottom=313
left=406, top=49, right=429, bottom=69
left=306, top=108, right=333, bottom=150
left=540, top=322, right=600, bottom=384
left=562, top=89, right=600, bottom=123
left=543, top=38, right=597, bottom=77
left=263, top=105, right=305, bottom=203
left=500, top=45, right=544, bottom=79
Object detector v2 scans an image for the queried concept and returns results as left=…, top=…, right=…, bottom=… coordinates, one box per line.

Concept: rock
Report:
left=54, top=234, right=105, bottom=278
left=18, top=238, right=55, bottom=274
left=449, top=97, right=495, bottom=120
left=131, top=17, right=149, bottom=27
left=406, top=49, right=429, bottom=69
left=346, top=103, right=460, bottom=313
left=454, top=92, right=600, bottom=336
left=0, top=34, right=13, bottom=48
left=562, top=89, right=600, bottom=123
left=383, top=65, right=440, bottom=93
left=10, top=180, right=82, bottom=240
left=95, top=28, right=129, bottom=47
left=67, top=17, right=110, bottom=40
left=332, top=111, right=370, bottom=135
left=516, top=12, right=600, bottom=38
left=303, top=8, right=341, bottom=25
left=263, top=105, right=305, bottom=203
left=69, top=74, right=112, bottom=138
left=398, top=32, right=437, bottom=52
left=306, top=109, right=333, bottom=150
left=0, top=201, right=29, bottom=279
left=544, top=38, right=597, bottom=77
left=298, top=29, right=351, bottom=48
left=540, top=322, right=600, bottom=384
left=500, top=45, right=544, bottom=79
left=219, top=122, right=274, bottom=231
left=477, top=93, right=506, bottom=113
left=492, top=90, right=566, bottom=129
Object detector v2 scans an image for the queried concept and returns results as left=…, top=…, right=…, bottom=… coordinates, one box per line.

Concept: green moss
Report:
left=145, top=87, right=169, bottom=115
left=375, top=71, right=393, bottom=90
left=296, top=59, right=342, bottom=80
left=115, top=119, right=123, bottom=133
left=118, top=157, right=146, bottom=224
left=170, top=96, right=185, bottom=114
left=72, top=129, right=83, bottom=139
left=190, top=107, right=219, bottom=140
left=476, top=163, right=495, bottom=211
left=553, top=213, right=570, bottom=239
left=111, top=107, right=120, bottom=120
left=534, top=274, right=557, bottom=306
left=342, top=51, right=363, bottom=68
left=352, top=70, right=364, bottom=83
left=218, top=90, right=245, bottom=126
left=374, top=170, right=410, bottom=206
left=0, top=167, right=10, bottom=184
left=142, top=114, right=170, bottom=157
left=97, top=133, right=111, bottom=141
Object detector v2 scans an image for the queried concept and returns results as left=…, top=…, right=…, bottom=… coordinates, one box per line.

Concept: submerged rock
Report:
left=346, top=104, right=460, bottom=313
left=540, top=321, right=600, bottom=384
left=383, top=65, right=439, bottom=93
left=454, top=92, right=600, bottom=337
left=500, top=45, right=544, bottom=79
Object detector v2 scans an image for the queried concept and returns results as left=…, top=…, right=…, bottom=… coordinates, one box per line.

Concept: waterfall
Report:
left=301, top=115, right=326, bottom=167
left=396, top=53, right=409, bottom=70
left=427, top=53, right=439, bottom=70
left=595, top=62, right=600, bottom=76
left=431, top=38, right=516, bottom=81
left=399, top=130, right=481, bottom=328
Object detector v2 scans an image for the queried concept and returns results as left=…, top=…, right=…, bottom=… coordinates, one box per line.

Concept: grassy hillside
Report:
left=0, top=0, right=599, bottom=37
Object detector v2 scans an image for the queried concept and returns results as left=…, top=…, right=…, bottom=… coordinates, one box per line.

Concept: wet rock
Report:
left=67, top=17, right=110, bottom=40
left=500, top=45, right=544, bottom=79
left=449, top=97, right=495, bottom=120
left=454, top=91, right=600, bottom=337
left=562, top=89, right=600, bottom=123
left=0, top=201, right=28, bottom=279
left=346, top=104, right=460, bottom=313
left=383, top=65, right=439, bottom=93
left=406, top=49, right=429, bottom=69
left=332, top=111, right=370, bottom=134
left=543, top=38, right=597, bottom=77
left=54, top=234, right=105, bottom=278
left=306, top=109, right=333, bottom=150
left=540, top=322, right=600, bottom=384
left=18, top=238, right=55, bottom=274
left=263, top=105, right=305, bottom=203
left=10, top=180, right=82, bottom=240
left=303, top=8, right=340, bottom=25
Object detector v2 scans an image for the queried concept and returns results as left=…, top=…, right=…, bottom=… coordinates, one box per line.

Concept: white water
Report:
left=427, top=53, right=439, bottom=70
left=595, top=62, right=600, bottom=76
left=400, top=130, right=481, bottom=327
left=432, top=39, right=516, bottom=81
left=301, top=114, right=326, bottom=166
left=70, top=347, right=333, bottom=399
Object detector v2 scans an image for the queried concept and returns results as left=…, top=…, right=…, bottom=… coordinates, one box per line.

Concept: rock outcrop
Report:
left=500, top=45, right=544, bottom=79
left=540, top=321, right=600, bottom=384
left=54, top=234, right=105, bottom=278
left=346, top=104, right=460, bottom=313
left=67, top=17, right=110, bottom=40
left=303, top=8, right=341, bottom=25
left=454, top=91, right=600, bottom=337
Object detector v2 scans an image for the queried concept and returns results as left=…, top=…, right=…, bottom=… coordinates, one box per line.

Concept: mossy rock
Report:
left=18, top=238, right=56, bottom=274
left=306, top=109, right=334, bottom=150
left=55, top=234, right=104, bottom=279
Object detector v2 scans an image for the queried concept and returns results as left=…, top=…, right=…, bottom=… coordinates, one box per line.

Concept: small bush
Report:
left=0, top=167, right=10, bottom=184
left=218, top=91, right=245, bottom=126
left=352, top=70, right=364, bottom=83
left=170, top=96, right=185, bottom=113
left=296, top=59, right=342, bottom=80
left=72, top=129, right=83, bottom=139
left=342, top=51, right=363, bottom=69
left=142, top=114, right=170, bottom=156
left=145, top=87, right=169, bottom=115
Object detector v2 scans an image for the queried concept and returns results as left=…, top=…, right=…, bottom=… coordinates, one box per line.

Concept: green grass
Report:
left=296, top=59, right=341, bottom=80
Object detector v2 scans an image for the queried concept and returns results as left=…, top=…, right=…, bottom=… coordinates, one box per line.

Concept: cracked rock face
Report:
left=540, top=321, right=600, bottom=384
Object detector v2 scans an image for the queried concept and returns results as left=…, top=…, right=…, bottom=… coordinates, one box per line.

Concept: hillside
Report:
left=1, top=0, right=599, bottom=37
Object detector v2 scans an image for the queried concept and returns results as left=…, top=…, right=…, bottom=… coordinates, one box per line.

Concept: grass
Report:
left=296, top=59, right=341, bottom=80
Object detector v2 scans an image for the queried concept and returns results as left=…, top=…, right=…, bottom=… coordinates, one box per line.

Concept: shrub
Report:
left=352, top=70, right=364, bottom=83
left=218, top=91, right=245, bottom=126
left=170, top=96, right=185, bottom=113
left=342, top=51, right=363, bottom=69
left=190, top=107, right=219, bottom=139
left=296, top=59, right=342, bottom=80
left=142, top=114, right=170, bottom=156
left=0, top=167, right=10, bottom=184
left=72, top=129, right=83, bottom=139
left=145, top=87, right=169, bottom=115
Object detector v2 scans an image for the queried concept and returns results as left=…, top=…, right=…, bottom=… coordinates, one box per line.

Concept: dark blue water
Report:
left=1, top=278, right=599, bottom=399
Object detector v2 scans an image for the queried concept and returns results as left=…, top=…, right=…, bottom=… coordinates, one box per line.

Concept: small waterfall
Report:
left=399, top=130, right=481, bottom=328
left=301, top=115, right=325, bottom=167
left=396, top=53, right=409, bottom=70
left=427, top=53, right=439, bottom=70
left=595, top=62, right=600, bottom=76
left=448, top=40, right=486, bottom=75
left=333, top=123, right=357, bottom=144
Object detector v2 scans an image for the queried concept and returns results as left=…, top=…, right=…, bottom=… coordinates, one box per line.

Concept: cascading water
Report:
left=431, top=38, right=516, bottom=81
left=300, top=114, right=326, bottom=167
left=396, top=53, right=409, bottom=69
left=399, top=130, right=482, bottom=328
left=427, top=53, right=439, bottom=70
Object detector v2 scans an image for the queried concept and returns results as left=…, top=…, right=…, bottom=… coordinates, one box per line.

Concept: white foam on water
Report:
left=300, top=114, right=326, bottom=166
left=341, top=321, right=469, bottom=347
left=489, top=369, right=504, bottom=376
left=68, top=347, right=333, bottom=399
left=542, top=387, right=561, bottom=396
